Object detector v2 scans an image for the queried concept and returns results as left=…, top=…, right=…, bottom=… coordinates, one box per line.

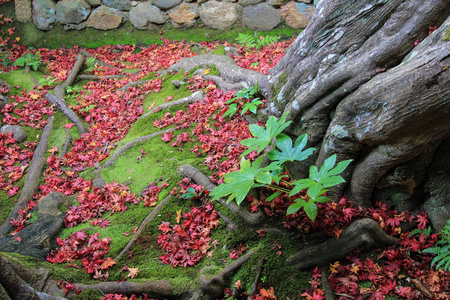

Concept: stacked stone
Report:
left=15, top=0, right=315, bottom=32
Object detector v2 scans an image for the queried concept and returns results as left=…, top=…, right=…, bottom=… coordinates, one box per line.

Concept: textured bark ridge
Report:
left=268, top=0, right=450, bottom=210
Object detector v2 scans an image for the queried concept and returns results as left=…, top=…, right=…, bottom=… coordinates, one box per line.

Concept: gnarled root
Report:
left=195, top=249, right=255, bottom=300
left=0, top=116, right=53, bottom=237
left=103, top=128, right=176, bottom=168
left=178, top=165, right=265, bottom=226
left=71, top=280, right=178, bottom=299
left=286, top=218, right=398, bottom=270
left=46, top=93, right=88, bottom=135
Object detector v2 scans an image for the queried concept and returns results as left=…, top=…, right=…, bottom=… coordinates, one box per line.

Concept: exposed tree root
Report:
left=60, top=127, right=72, bottom=157
left=158, top=54, right=270, bottom=98
left=78, top=74, right=127, bottom=81
left=321, top=268, right=336, bottom=300
left=248, top=258, right=264, bottom=297
left=115, top=195, right=172, bottom=261
left=0, top=254, right=67, bottom=300
left=103, top=128, right=176, bottom=168
left=196, top=249, right=255, bottom=300
left=71, top=280, right=179, bottom=299
left=178, top=165, right=265, bottom=226
left=216, top=211, right=238, bottom=231
left=54, top=53, right=85, bottom=99
left=286, top=218, right=398, bottom=270
left=45, top=92, right=88, bottom=135
left=0, top=116, right=53, bottom=237
left=139, top=90, right=205, bottom=120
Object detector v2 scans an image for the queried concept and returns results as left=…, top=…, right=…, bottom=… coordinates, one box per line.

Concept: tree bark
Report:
left=267, top=0, right=450, bottom=214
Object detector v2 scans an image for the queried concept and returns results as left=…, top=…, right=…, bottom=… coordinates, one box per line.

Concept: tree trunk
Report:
left=267, top=0, right=450, bottom=218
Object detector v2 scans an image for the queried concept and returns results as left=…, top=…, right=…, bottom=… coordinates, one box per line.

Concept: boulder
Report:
left=267, top=0, right=289, bottom=7
left=243, top=3, right=281, bottom=31
left=32, top=0, right=57, bottom=31
left=85, top=0, right=102, bottom=7
left=199, top=0, right=238, bottom=30
left=15, top=0, right=32, bottom=23
left=239, top=0, right=264, bottom=6
left=280, top=1, right=315, bottom=29
left=129, top=2, right=168, bottom=30
left=86, top=5, right=123, bottom=30
left=152, top=0, right=182, bottom=11
left=56, top=0, right=91, bottom=24
left=0, top=192, right=70, bottom=260
left=103, top=0, right=131, bottom=11
left=1, top=125, right=27, bottom=143
left=169, top=3, right=198, bottom=28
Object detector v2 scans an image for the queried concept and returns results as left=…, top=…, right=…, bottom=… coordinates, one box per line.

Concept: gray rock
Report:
left=15, top=0, right=32, bottom=23
left=85, top=0, right=102, bottom=6
left=199, top=0, right=238, bottom=30
left=168, top=3, right=198, bottom=28
left=243, top=3, right=281, bottom=31
left=63, top=22, right=87, bottom=30
left=423, top=139, right=450, bottom=231
left=267, top=0, right=289, bottom=7
left=152, top=0, right=182, bottom=11
left=280, top=1, right=315, bottom=29
left=239, top=0, right=264, bottom=6
left=103, top=0, right=131, bottom=11
left=86, top=5, right=123, bottom=30
left=56, top=0, right=91, bottom=24
left=32, top=0, right=57, bottom=31
left=0, top=192, right=70, bottom=260
left=129, top=2, right=168, bottom=30
left=1, top=125, right=27, bottom=143
left=93, top=176, right=106, bottom=189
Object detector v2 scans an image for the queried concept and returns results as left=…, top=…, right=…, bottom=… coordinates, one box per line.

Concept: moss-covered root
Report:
left=71, top=280, right=179, bottom=299
left=0, top=116, right=53, bottom=237
left=60, top=128, right=72, bottom=157
left=78, top=74, right=126, bottom=81
left=287, top=218, right=399, bottom=270
left=45, top=93, right=88, bottom=135
left=158, top=55, right=270, bottom=99
left=139, top=90, right=205, bottom=120
left=103, top=127, right=176, bottom=168
left=196, top=248, right=255, bottom=300
left=178, top=165, right=265, bottom=226
left=115, top=195, right=171, bottom=262
left=0, top=254, right=60, bottom=300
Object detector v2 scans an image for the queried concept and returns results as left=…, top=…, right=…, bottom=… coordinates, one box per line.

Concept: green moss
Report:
left=211, top=47, right=227, bottom=55
left=444, top=25, right=450, bottom=41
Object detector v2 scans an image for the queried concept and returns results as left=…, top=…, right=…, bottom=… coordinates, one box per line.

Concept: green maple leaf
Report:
left=240, top=113, right=291, bottom=157
left=210, top=156, right=272, bottom=205
left=267, top=133, right=315, bottom=164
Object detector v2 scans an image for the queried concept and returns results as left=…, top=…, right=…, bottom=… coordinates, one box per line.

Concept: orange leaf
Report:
left=176, top=209, right=182, bottom=224
left=100, top=257, right=116, bottom=270
left=128, top=267, right=139, bottom=279
left=329, top=261, right=340, bottom=274
left=234, top=280, right=243, bottom=290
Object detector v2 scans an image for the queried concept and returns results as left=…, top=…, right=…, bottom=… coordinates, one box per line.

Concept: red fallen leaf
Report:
left=100, top=257, right=116, bottom=270
left=161, top=132, right=174, bottom=142
left=257, top=229, right=265, bottom=237
left=123, top=232, right=130, bottom=236
left=13, top=236, right=22, bottom=242
left=64, top=123, right=75, bottom=129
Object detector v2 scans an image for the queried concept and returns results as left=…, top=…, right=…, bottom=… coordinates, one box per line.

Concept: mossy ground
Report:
left=0, top=3, right=311, bottom=298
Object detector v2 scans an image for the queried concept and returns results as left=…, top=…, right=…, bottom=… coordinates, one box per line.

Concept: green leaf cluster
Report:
left=236, top=33, right=281, bottom=49
left=13, top=51, right=42, bottom=71
left=421, top=219, right=450, bottom=271
left=223, top=83, right=263, bottom=118
left=210, top=113, right=353, bottom=222
left=0, top=49, right=11, bottom=67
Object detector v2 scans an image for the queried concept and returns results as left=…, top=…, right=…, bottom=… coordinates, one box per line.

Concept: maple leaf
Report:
left=128, top=267, right=139, bottom=279
left=329, top=261, right=340, bottom=274
left=64, top=123, right=75, bottom=129
left=100, top=257, right=116, bottom=270
left=234, top=280, right=243, bottom=290
left=30, top=93, right=40, bottom=100
left=259, top=287, right=276, bottom=299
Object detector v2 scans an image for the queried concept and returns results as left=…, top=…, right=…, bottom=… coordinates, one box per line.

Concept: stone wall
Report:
left=14, top=0, right=316, bottom=32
